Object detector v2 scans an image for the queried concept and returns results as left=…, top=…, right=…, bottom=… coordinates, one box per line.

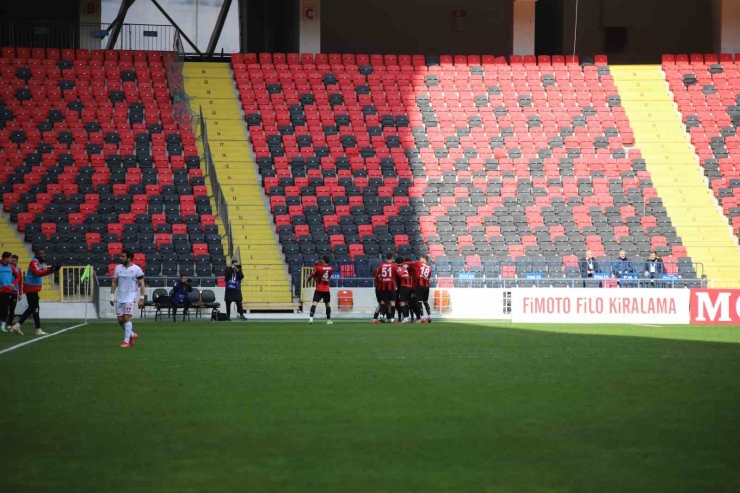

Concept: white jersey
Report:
left=114, top=263, right=145, bottom=303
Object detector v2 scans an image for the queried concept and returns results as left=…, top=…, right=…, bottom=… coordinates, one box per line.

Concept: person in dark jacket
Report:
left=579, top=250, right=600, bottom=287
left=643, top=251, right=664, bottom=288
left=224, top=259, right=246, bottom=320
left=171, top=274, right=193, bottom=322
left=612, top=250, right=635, bottom=287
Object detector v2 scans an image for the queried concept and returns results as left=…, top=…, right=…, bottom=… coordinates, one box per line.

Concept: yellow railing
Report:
left=58, top=266, right=94, bottom=303
left=300, top=266, right=315, bottom=303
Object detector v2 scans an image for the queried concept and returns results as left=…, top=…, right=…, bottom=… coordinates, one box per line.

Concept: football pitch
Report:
left=1, top=319, right=739, bottom=493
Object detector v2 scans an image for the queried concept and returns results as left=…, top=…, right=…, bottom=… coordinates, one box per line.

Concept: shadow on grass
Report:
left=1, top=320, right=739, bottom=493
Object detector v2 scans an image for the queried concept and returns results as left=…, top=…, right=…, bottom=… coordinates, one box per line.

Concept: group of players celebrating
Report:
left=307, top=252, right=433, bottom=324
left=372, top=253, right=432, bottom=324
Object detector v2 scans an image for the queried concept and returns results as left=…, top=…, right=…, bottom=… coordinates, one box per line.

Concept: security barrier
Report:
left=59, top=266, right=95, bottom=303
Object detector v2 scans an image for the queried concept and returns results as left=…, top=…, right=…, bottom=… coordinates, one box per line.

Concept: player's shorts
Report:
left=116, top=301, right=136, bottom=317
left=397, top=287, right=411, bottom=302
left=375, top=289, right=396, bottom=302
left=415, top=286, right=430, bottom=302
left=312, top=290, right=330, bottom=304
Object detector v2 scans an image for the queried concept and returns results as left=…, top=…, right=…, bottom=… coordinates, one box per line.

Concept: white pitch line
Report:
left=0, top=323, right=87, bottom=355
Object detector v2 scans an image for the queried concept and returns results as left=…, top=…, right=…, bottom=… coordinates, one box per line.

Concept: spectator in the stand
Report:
left=643, top=251, right=664, bottom=288
left=612, top=250, right=635, bottom=287
left=224, top=259, right=246, bottom=320
left=579, top=250, right=600, bottom=287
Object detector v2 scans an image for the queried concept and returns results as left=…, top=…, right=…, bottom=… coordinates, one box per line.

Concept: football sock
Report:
left=326, top=306, right=331, bottom=320
left=379, top=304, right=386, bottom=317
left=309, top=305, right=316, bottom=317
left=373, top=308, right=379, bottom=320
left=123, top=322, right=133, bottom=343
left=423, top=302, right=431, bottom=316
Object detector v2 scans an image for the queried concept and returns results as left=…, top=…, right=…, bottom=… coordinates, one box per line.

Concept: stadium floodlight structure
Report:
left=104, top=0, right=237, bottom=57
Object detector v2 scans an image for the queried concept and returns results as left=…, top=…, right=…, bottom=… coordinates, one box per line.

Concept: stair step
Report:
left=184, top=61, right=293, bottom=304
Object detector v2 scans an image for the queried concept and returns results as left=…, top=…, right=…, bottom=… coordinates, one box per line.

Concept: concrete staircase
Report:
left=182, top=62, right=296, bottom=308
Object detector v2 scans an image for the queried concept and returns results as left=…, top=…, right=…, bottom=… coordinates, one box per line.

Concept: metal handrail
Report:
left=0, top=20, right=176, bottom=51
left=199, top=106, right=234, bottom=259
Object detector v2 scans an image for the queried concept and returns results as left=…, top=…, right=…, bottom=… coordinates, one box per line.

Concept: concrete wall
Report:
left=720, top=0, right=740, bottom=54
left=321, top=0, right=512, bottom=55
left=300, top=0, right=321, bottom=53
left=512, top=0, right=536, bottom=56
left=0, top=0, right=79, bottom=21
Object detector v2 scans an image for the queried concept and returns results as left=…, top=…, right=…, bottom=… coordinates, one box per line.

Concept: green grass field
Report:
left=1, top=318, right=739, bottom=493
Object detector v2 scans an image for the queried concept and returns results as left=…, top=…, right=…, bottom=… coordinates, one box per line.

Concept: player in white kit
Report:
left=109, top=249, right=145, bottom=347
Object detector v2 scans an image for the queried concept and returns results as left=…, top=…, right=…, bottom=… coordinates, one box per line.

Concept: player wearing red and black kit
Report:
left=395, top=261, right=414, bottom=322
left=374, top=253, right=398, bottom=320
left=401, top=259, right=420, bottom=320
left=414, top=255, right=433, bottom=322
left=374, top=255, right=397, bottom=302
left=308, top=256, right=334, bottom=324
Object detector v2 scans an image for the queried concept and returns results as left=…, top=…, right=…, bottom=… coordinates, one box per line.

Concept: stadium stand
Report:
left=231, top=52, right=701, bottom=290
left=0, top=47, right=226, bottom=289
left=654, top=54, right=740, bottom=286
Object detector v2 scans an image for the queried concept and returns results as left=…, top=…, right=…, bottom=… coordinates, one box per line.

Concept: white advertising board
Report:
left=304, top=288, right=510, bottom=320
left=511, top=288, right=690, bottom=324
left=436, top=288, right=509, bottom=319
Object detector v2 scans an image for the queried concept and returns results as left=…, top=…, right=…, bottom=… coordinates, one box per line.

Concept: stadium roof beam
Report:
left=206, top=0, right=233, bottom=58
left=108, top=0, right=203, bottom=55
left=148, top=0, right=203, bottom=56
left=106, top=0, right=137, bottom=50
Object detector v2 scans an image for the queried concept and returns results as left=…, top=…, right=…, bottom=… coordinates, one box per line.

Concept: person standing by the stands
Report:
left=5, top=254, right=23, bottom=329
left=11, top=248, right=60, bottom=336
left=224, top=259, right=246, bottom=320
left=0, top=252, right=22, bottom=334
